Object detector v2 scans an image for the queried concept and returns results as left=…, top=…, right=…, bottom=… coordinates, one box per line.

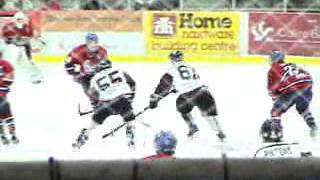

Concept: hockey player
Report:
left=64, top=33, right=108, bottom=107
left=72, top=60, right=136, bottom=149
left=0, top=55, right=19, bottom=145
left=2, top=11, right=43, bottom=84
left=260, top=50, right=317, bottom=142
left=143, top=130, right=177, bottom=160
left=149, top=51, right=225, bottom=141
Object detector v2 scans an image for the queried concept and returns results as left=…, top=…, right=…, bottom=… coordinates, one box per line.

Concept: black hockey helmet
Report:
left=260, top=119, right=283, bottom=143
left=96, top=59, right=112, bottom=72
left=169, top=51, right=184, bottom=63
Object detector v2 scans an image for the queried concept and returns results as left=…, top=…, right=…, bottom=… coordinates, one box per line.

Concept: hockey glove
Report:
left=149, top=94, right=162, bottom=109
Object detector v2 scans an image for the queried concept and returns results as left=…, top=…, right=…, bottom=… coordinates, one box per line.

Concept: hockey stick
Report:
left=78, top=104, right=94, bottom=116
left=102, top=106, right=150, bottom=139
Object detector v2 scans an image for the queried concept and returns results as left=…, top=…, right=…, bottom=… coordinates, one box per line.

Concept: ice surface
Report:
left=1, top=62, right=319, bottom=161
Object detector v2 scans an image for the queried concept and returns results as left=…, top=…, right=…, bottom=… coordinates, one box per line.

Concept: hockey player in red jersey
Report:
left=149, top=51, right=225, bottom=141
left=64, top=33, right=108, bottom=106
left=260, top=50, right=317, bottom=142
left=144, top=131, right=177, bottom=160
left=2, top=11, right=43, bottom=84
left=0, top=56, right=19, bottom=145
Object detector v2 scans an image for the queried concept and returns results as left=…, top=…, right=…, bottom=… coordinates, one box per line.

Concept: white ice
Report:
left=0, top=61, right=319, bottom=161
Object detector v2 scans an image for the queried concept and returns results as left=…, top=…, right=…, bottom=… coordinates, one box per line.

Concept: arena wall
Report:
left=0, top=158, right=319, bottom=180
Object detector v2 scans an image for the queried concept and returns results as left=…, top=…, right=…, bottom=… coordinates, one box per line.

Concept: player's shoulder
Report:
left=69, top=44, right=86, bottom=55
left=98, top=45, right=107, bottom=52
left=74, top=44, right=87, bottom=51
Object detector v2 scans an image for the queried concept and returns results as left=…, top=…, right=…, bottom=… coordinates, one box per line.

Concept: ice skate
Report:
left=305, top=117, right=318, bottom=139
left=126, top=125, right=135, bottom=148
left=72, top=128, right=89, bottom=150
left=187, top=123, right=199, bottom=137
left=217, top=131, right=226, bottom=142
left=1, top=135, right=9, bottom=145
left=10, top=135, right=19, bottom=144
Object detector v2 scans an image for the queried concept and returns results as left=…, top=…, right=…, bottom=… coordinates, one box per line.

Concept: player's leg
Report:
left=72, top=103, right=111, bottom=149
left=0, top=97, right=18, bottom=144
left=295, top=87, right=317, bottom=138
left=176, top=95, right=198, bottom=137
left=116, top=97, right=136, bottom=148
left=194, top=89, right=225, bottom=141
left=22, top=44, right=43, bottom=84
left=261, top=92, right=295, bottom=142
left=79, top=76, right=98, bottom=107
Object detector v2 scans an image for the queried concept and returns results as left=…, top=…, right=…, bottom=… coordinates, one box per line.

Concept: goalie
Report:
left=2, top=11, right=43, bottom=84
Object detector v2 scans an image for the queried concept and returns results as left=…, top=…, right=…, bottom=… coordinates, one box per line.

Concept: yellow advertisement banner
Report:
left=146, top=11, right=240, bottom=55
left=41, top=10, right=142, bottom=32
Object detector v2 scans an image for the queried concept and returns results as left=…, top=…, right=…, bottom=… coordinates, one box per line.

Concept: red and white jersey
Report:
left=0, top=60, right=14, bottom=97
left=66, top=44, right=108, bottom=77
left=89, top=67, right=135, bottom=101
left=143, top=153, right=175, bottom=160
left=268, top=62, right=312, bottom=96
left=2, top=21, right=34, bottom=45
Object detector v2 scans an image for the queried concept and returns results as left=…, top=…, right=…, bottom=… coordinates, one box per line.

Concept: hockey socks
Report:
left=206, top=116, right=226, bottom=141
left=126, top=123, right=135, bottom=148
left=0, top=117, right=18, bottom=144
left=181, top=113, right=199, bottom=137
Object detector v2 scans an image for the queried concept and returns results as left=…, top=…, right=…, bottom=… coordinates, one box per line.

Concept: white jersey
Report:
left=90, top=68, right=132, bottom=101
left=168, top=62, right=204, bottom=94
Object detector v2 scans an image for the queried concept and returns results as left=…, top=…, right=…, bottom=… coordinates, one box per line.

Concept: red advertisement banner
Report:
left=249, top=12, right=320, bottom=57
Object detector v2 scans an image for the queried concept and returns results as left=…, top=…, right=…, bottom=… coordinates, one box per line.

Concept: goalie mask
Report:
left=13, top=12, right=27, bottom=29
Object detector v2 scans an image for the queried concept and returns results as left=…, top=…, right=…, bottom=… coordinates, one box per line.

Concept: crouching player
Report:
left=64, top=33, right=108, bottom=107
left=149, top=51, right=226, bottom=141
left=260, top=50, right=317, bottom=142
left=72, top=60, right=136, bottom=149
left=0, top=57, right=18, bottom=145
left=144, top=130, right=177, bottom=160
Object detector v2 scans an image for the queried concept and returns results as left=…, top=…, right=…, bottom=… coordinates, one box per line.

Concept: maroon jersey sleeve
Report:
left=267, top=64, right=281, bottom=96
left=67, top=45, right=85, bottom=65
left=154, top=73, right=173, bottom=97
